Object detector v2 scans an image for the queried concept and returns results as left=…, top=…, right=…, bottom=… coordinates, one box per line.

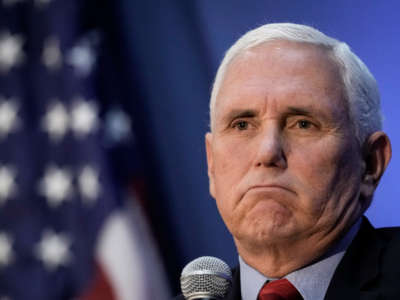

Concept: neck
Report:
left=235, top=216, right=360, bottom=278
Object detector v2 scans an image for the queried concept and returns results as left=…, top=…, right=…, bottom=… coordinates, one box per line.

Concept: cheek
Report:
left=212, top=139, right=255, bottom=218
left=289, top=139, right=338, bottom=188
left=288, top=138, right=362, bottom=219
left=213, top=139, right=254, bottom=186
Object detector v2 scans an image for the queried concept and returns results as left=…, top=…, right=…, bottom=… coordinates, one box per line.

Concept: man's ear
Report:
left=205, top=132, right=216, bottom=198
left=360, top=131, right=392, bottom=201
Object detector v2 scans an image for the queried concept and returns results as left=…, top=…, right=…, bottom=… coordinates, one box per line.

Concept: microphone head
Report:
left=180, top=256, right=232, bottom=300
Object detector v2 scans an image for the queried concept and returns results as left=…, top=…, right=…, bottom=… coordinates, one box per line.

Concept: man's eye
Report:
left=297, top=120, right=313, bottom=129
left=233, top=121, right=249, bottom=130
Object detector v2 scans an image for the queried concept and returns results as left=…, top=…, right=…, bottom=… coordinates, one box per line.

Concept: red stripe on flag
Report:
left=79, top=262, right=116, bottom=300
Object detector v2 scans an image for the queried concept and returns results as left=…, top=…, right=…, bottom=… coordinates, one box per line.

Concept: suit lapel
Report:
left=324, top=217, right=383, bottom=300
left=225, top=267, right=242, bottom=300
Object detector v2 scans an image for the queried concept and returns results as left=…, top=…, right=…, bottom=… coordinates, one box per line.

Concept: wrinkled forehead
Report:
left=213, top=40, right=346, bottom=123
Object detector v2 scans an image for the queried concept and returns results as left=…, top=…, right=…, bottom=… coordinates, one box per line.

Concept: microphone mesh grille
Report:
left=180, top=256, right=232, bottom=299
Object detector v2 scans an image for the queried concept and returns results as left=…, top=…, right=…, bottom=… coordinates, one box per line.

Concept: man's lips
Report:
left=246, top=184, right=295, bottom=195
left=238, top=183, right=296, bottom=203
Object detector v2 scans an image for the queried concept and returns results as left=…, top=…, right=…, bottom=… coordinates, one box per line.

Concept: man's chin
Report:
left=234, top=220, right=298, bottom=249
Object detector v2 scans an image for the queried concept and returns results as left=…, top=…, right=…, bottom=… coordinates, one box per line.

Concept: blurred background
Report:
left=0, top=0, right=398, bottom=299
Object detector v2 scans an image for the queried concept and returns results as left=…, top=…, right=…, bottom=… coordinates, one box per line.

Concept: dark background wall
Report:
left=111, top=0, right=400, bottom=293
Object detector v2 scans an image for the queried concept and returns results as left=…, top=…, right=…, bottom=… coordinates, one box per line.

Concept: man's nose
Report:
left=254, top=125, right=287, bottom=169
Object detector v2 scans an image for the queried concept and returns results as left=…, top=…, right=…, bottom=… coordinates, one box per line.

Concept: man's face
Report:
left=206, top=41, right=366, bottom=250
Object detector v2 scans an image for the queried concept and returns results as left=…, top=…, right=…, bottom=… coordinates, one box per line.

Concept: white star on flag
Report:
left=35, top=230, right=72, bottom=271
left=42, top=36, right=62, bottom=71
left=70, top=98, right=99, bottom=137
left=0, top=31, right=24, bottom=73
left=0, top=97, right=20, bottom=139
left=38, top=165, right=73, bottom=208
left=66, top=42, right=96, bottom=77
left=0, top=232, right=14, bottom=267
left=0, top=165, right=17, bottom=205
left=2, top=0, right=25, bottom=6
left=78, top=165, right=100, bottom=205
left=104, top=108, right=132, bottom=145
left=41, top=101, right=69, bottom=142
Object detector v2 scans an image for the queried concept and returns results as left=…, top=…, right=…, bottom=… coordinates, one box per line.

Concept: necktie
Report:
left=258, top=278, right=303, bottom=300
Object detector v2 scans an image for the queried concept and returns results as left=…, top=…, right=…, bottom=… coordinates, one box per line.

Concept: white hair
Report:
left=209, top=23, right=382, bottom=144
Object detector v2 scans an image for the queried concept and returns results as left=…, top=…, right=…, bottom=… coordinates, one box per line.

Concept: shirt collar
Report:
left=239, top=218, right=361, bottom=300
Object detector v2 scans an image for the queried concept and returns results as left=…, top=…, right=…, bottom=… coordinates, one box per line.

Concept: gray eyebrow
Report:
left=286, top=106, right=314, bottom=116
left=222, top=109, right=257, bottom=124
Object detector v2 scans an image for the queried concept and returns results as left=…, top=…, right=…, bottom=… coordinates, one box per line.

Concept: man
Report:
left=178, top=23, right=399, bottom=299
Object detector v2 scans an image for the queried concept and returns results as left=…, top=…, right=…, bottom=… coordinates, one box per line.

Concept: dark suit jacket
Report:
left=175, top=218, right=400, bottom=299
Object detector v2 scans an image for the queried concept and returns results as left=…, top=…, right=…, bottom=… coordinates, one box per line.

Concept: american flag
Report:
left=0, top=0, right=169, bottom=299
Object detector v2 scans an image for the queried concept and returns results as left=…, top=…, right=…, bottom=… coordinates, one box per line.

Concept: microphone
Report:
left=180, top=256, right=232, bottom=300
